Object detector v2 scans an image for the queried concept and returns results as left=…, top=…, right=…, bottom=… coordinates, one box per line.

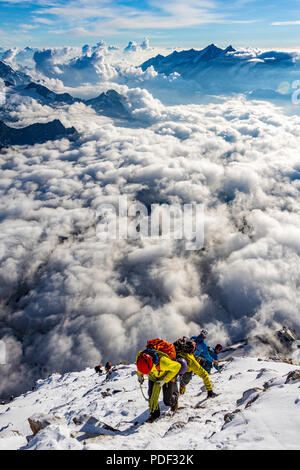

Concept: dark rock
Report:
left=236, top=388, right=263, bottom=407
left=28, top=414, right=65, bottom=436
left=0, top=119, right=77, bottom=148
left=245, top=394, right=260, bottom=408
left=164, top=421, right=186, bottom=435
left=277, top=327, right=297, bottom=346
left=223, top=409, right=241, bottom=424
left=285, top=370, right=300, bottom=384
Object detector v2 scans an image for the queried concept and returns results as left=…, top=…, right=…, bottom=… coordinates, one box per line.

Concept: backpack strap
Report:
left=155, top=350, right=172, bottom=359
left=144, top=349, right=159, bottom=365
left=145, top=349, right=173, bottom=376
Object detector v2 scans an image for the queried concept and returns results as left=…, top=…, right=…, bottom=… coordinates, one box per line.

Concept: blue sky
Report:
left=1, top=0, right=300, bottom=49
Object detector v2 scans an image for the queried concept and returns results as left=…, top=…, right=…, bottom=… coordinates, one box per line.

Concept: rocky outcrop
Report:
left=236, top=388, right=264, bottom=407
left=285, top=370, right=300, bottom=384
left=0, top=119, right=77, bottom=148
left=223, top=409, right=241, bottom=424
left=28, top=414, right=66, bottom=436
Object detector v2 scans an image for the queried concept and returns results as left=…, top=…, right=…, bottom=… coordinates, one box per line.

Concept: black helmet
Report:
left=173, top=336, right=196, bottom=354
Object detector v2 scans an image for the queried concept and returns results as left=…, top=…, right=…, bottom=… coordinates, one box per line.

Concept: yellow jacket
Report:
left=177, top=352, right=213, bottom=391
left=136, top=351, right=181, bottom=383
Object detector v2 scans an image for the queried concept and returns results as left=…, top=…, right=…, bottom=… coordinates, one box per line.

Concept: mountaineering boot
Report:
left=146, top=408, right=160, bottom=423
left=170, top=401, right=178, bottom=412
left=180, top=385, right=186, bottom=395
left=207, top=390, right=218, bottom=398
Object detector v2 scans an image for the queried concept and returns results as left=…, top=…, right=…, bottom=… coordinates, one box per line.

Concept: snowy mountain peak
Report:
left=140, top=43, right=226, bottom=74
left=0, top=60, right=30, bottom=86
left=198, top=43, right=224, bottom=61
left=84, top=89, right=131, bottom=119
left=203, top=43, right=219, bottom=51
left=224, top=45, right=236, bottom=54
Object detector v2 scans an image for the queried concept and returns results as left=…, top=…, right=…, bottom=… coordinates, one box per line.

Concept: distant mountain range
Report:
left=1, top=41, right=298, bottom=133
left=1, top=42, right=299, bottom=103
left=141, top=44, right=236, bottom=76
left=24, top=83, right=130, bottom=119
left=0, top=119, right=77, bottom=148
left=0, top=60, right=131, bottom=119
left=141, top=44, right=298, bottom=97
left=141, top=43, right=295, bottom=77
left=0, top=59, right=132, bottom=148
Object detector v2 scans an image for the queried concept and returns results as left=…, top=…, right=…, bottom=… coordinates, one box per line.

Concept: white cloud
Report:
left=0, top=88, right=299, bottom=397
left=271, top=21, right=300, bottom=26
left=0, top=78, right=5, bottom=106
left=27, top=0, right=254, bottom=36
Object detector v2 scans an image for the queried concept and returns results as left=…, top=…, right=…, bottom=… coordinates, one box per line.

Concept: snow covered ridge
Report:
left=0, top=356, right=299, bottom=450
left=140, top=44, right=300, bottom=102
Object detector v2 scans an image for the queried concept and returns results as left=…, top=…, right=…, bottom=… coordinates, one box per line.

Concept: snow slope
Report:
left=0, top=356, right=299, bottom=450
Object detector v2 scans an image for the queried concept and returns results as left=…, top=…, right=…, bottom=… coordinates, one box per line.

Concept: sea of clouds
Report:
left=0, top=42, right=300, bottom=397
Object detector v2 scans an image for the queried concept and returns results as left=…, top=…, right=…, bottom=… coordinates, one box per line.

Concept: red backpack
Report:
left=147, top=338, right=176, bottom=361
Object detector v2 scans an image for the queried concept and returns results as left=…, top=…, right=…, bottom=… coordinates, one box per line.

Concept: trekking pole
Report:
left=140, top=384, right=149, bottom=402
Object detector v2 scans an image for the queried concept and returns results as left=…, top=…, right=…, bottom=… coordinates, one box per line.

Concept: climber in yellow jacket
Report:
left=173, top=336, right=218, bottom=398
left=177, top=351, right=215, bottom=394
left=136, top=349, right=181, bottom=423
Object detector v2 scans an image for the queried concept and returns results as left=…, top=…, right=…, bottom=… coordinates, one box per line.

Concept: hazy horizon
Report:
left=1, top=0, right=300, bottom=49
